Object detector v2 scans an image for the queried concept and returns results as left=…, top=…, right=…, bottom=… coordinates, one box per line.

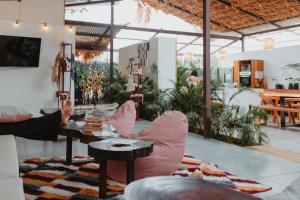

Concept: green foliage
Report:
left=165, top=66, right=268, bottom=146
left=99, top=63, right=268, bottom=146
left=74, top=62, right=105, bottom=104
left=102, top=66, right=129, bottom=105
left=251, top=106, right=268, bottom=121
left=212, top=105, right=269, bottom=146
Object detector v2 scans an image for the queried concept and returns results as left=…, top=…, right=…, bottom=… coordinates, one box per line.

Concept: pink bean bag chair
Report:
left=107, top=111, right=188, bottom=184
left=104, top=100, right=136, bottom=137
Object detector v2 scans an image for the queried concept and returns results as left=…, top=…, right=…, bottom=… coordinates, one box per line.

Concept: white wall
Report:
left=0, top=0, right=65, bottom=25
left=217, top=45, right=300, bottom=89
left=157, top=37, right=177, bottom=89
left=119, top=37, right=176, bottom=90
left=0, top=0, right=74, bottom=116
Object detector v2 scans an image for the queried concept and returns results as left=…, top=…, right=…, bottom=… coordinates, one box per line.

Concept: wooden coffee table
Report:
left=88, top=138, right=154, bottom=199
left=61, top=121, right=119, bottom=165
left=40, top=108, right=119, bottom=165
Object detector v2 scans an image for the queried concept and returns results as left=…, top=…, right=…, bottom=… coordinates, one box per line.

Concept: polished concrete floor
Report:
left=16, top=120, right=300, bottom=199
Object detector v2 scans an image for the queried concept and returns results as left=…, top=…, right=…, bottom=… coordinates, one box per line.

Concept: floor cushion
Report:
left=104, top=100, right=136, bottom=137
left=107, top=111, right=188, bottom=183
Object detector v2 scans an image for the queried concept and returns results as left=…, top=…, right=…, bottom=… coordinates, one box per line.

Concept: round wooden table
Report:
left=88, top=138, right=154, bottom=199
left=124, top=176, right=260, bottom=200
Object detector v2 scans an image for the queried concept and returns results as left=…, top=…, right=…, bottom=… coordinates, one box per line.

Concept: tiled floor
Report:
left=16, top=120, right=300, bottom=199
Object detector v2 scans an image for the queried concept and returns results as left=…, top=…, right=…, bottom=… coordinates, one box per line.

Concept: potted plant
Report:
left=251, top=107, right=268, bottom=125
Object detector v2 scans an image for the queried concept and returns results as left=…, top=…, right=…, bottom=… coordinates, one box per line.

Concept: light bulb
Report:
left=43, top=23, right=48, bottom=31
left=67, top=26, right=74, bottom=32
left=263, top=37, right=275, bottom=51
left=14, top=20, right=20, bottom=27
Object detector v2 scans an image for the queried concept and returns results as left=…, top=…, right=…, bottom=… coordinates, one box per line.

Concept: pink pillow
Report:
left=0, top=106, right=32, bottom=123
left=104, top=100, right=136, bottom=137
left=107, top=111, right=188, bottom=183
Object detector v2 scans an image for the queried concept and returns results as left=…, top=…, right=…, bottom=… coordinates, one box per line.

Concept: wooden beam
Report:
left=65, top=20, right=242, bottom=40
left=157, top=0, right=244, bottom=35
left=65, top=0, right=122, bottom=7
left=216, top=0, right=281, bottom=28
left=203, top=0, right=212, bottom=138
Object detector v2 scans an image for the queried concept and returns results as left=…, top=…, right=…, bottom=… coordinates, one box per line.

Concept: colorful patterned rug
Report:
left=20, top=155, right=271, bottom=200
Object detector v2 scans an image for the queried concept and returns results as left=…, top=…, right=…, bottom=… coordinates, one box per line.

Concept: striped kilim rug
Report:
left=20, top=155, right=271, bottom=200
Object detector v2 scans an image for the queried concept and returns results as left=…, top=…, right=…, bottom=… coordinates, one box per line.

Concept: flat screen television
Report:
left=0, top=35, right=41, bottom=67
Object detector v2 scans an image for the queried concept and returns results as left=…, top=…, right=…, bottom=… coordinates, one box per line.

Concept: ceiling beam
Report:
left=93, top=26, right=111, bottom=49
left=65, top=0, right=122, bottom=7
left=113, top=24, right=241, bottom=40
left=211, top=39, right=239, bottom=55
left=216, top=0, right=281, bottom=28
left=245, top=23, right=300, bottom=37
left=65, top=20, right=242, bottom=40
left=157, top=0, right=244, bottom=35
left=76, top=32, right=104, bottom=37
left=177, top=37, right=200, bottom=52
left=149, top=32, right=159, bottom=39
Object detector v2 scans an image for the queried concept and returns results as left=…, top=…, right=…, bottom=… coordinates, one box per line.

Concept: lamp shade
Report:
left=185, top=52, right=193, bottom=61
left=217, top=50, right=227, bottom=60
left=263, top=37, right=275, bottom=51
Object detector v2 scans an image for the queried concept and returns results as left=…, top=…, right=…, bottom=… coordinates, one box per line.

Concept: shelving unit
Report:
left=57, top=42, right=74, bottom=108
left=233, top=59, right=264, bottom=88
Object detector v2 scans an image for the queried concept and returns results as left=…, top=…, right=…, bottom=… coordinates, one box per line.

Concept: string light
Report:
left=43, top=23, right=48, bottom=31
left=14, top=20, right=20, bottom=27
left=185, top=52, right=193, bottom=62
left=68, top=26, right=73, bottom=32
left=217, top=50, right=228, bottom=60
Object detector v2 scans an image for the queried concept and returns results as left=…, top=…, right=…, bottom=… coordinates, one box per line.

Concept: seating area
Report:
left=1, top=0, right=300, bottom=200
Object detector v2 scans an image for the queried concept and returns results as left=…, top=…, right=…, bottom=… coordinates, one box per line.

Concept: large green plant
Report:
left=100, top=65, right=268, bottom=146
left=166, top=66, right=269, bottom=145
left=102, top=65, right=129, bottom=104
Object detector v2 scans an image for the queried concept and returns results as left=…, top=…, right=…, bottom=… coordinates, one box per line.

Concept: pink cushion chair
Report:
left=107, top=111, right=188, bottom=184
left=104, top=100, right=136, bottom=137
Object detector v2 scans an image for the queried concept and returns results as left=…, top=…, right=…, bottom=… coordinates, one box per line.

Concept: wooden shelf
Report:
left=234, top=59, right=264, bottom=88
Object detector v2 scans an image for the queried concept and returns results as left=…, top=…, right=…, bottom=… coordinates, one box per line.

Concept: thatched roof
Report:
left=142, top=0, right=300, bottom=33
left=65, top=21, right=120, bottom=51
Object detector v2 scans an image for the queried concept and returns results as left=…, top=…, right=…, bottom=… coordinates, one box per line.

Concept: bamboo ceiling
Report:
left=142, top=0, right=300, bottom=33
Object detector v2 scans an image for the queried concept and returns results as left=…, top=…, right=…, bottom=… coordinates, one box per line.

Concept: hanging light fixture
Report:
left=68, top=26, right=74, bottom=32
left=185, top=52, right=193, bottom=62
left=136, top=0, right=151, bottom=24
left=43, top=23, right=48, bottom=31
left=263, top=37, right=275, bottom=51
left=14, top=20, right=20, bottom=27
left=14, top=0, right=21, bottom=27
left=217, top=50, right=227, bottom=60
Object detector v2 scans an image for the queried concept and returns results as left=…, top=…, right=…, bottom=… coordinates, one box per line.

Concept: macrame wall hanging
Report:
left=137, top=0, right=152, bottom=23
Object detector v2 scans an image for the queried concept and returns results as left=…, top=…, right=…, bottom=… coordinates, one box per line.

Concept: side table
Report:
left=88, top=138, right=154, bottom=199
